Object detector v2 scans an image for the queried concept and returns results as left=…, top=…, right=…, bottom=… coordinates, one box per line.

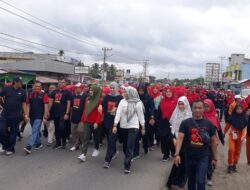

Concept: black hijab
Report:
left=228, top=104, right=247, bottom=131
left=138, top=83, right=148, bottom=100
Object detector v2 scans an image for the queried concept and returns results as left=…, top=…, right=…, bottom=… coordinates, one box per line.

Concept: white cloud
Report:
left=1, top=0, right=250, bottom=78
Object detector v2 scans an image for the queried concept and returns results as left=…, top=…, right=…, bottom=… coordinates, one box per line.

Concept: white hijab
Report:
left=170, top=96, right=192, bottom=137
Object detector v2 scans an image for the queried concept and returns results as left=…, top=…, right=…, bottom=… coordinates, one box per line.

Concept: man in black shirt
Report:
left=70, top=83, right=86, bottom=151
left=174, top=100, right=217, bottom=190
left=24, top=80, right=49, bottom=154
left=0, top=76, right=28, bottom=155
left=49, top=79, right=71, bottom=149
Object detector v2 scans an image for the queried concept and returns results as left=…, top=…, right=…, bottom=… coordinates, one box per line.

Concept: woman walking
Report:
left=78, top=85, right=102, bottom=162
left=103, top=82, right=123, bottom=168
left=167, top=96, right=192, bottom=190
left=113, top=86, right=145, bottom=174
left=203, top=98, right=224, bottom=186
left=225, top=104, right=247, bottom=173
left=157, top=87, right=177, bottom=161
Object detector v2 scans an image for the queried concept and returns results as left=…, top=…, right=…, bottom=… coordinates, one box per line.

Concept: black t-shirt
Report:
left=102, top=95, right=123, bottom=128
left=179, top=118, right=216, bottom=158
left=0, top=86, right=26, bottom=118
left=50, top=89, right=72, bottom=118
left=27, top=91, right=49, bottom=120
left=71, top=93, right=86, bottom=124
left=48, top=91, right=55, bottom=120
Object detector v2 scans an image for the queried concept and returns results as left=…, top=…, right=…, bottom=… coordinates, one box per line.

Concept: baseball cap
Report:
left=12, top=76, right=23, bottom=83
left=75, top=83, right=83, bottom=88
left=234, top=95, right=241, bottom=99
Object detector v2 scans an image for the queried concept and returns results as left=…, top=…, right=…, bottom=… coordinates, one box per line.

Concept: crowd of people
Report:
left=0, top=76, right=250, bottom=190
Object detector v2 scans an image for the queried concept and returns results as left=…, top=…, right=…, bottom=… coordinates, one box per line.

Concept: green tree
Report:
left=107, top=64, right=117, bottom=81
left=89, top=63, right=101, bottom=79
left=149, top=75, right=156, bottom=84
left=77, top=61, right=84, bottom=66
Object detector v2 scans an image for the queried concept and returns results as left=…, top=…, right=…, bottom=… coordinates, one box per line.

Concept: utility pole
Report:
left=102, top=47, right=112, bottom=85
left=143, top=60, right=149, bottom=82
left=219, top=56, right=226, bottom=88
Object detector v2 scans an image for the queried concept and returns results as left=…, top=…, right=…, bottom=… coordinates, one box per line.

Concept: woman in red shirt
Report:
left=78, top=85, right=102, bottom=162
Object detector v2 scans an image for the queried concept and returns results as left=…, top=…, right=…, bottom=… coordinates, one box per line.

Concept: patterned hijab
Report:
left=125, top=86, right=143, bottom=122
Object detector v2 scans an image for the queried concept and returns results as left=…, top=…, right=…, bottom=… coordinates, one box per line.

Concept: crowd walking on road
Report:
left=1, top=76, right=250, bottom=190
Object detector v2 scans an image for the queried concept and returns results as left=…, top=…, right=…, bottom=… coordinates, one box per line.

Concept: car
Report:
left=240, top=88, right=250, bottom=98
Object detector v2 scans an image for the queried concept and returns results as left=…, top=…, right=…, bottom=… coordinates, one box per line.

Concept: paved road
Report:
left=0, top=128, right=168, bottom=190
left=2, top=122, right=250, bottom=190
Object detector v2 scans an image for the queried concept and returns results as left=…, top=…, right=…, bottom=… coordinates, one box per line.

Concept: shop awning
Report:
left=36, top=75, right=58, bottom=83
left=0, top=69, right=35, bottom=84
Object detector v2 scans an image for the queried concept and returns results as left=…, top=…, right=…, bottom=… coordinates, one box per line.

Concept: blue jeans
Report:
left=27, top=119, right=42, bottom=148
left=185, top=155, right=209, bottom=190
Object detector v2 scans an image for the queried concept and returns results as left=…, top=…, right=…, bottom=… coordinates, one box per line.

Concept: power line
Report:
left=0, top=44, right=27, bottom=52
left=0, top=32, right=103, bottom=57
left=0, top=5, right=103, bottom=49
left=0, top=0, right=105, bottom=49
left=0, top=32, right=58, bottom=50
left=0, top=1, right=145, bottom=63
left=113, top=54, right=144, bottom=62
left=0, top=35, right=55, bottom=53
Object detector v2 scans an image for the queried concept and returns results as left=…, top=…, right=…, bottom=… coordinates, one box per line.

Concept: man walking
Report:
left=24, top=80, right=49, bottom=154
left=49, top=79, right=71, bottom=149
left=0, top=76, right=28, bottom=155
left=174, top=100, right=217, bottom=190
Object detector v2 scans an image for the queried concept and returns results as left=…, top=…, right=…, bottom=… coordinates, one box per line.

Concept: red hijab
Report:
left=148, top=84, right=161, bottom=99
left=102, top=86, right=110, bottom=95
left=246, top=95, right=250, bottom=105
left=159, top=87, right=177, bottom=120
left=203, top=99, right=221, bottom=131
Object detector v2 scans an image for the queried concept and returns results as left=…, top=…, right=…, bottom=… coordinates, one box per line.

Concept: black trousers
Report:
left=167, top=151, right=187, bottom=188
left=0, top=116, right=20, bottom=152
left=160, top=135, right=175, bottom=157
left=134, top=127, right=149, bottom=156
left=104, top=127, right=117, bottom=163
left=120, top=128, right=139, bottom=170
left=54, top=117, right=66, bottom=146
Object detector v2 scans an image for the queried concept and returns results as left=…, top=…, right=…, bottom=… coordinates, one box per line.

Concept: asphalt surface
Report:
left=2, top=122, right=250, bottom=190
left=0, top=126, right=168, bottom=190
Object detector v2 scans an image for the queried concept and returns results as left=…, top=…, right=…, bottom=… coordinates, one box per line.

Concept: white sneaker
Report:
left=92, top=149, right=100, bottom=157
left=78, top=154, right=86, bottom=162
left=153, top=139, right=157, bottom=145
left=207, top=179, right=213, bottom=186
left=6, top=151, right=14, bottom=156
left=112, top=151, right=119, bottom=160
left=0, top=147, right=5, bottom=153
left=70, top=146, right=76, bottom=152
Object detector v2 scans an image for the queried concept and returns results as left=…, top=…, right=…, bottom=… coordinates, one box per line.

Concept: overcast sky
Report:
left=1, top=0, right=250, bottom=79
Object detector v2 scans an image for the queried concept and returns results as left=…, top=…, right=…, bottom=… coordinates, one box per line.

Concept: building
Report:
left=0, top=52, right=89, bottom=83
left=205, top=63, right=220, bottom=83
left=239, top=79, right=250, bottom=88
left=223, top=54, right=250, bottom=81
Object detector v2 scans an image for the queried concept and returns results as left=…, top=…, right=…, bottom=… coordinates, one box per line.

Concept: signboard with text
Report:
left=74, top=66, right=89, bottom=74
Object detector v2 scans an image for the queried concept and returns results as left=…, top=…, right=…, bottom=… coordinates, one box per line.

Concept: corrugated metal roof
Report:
left=0, top=59, right=75, bottom=74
